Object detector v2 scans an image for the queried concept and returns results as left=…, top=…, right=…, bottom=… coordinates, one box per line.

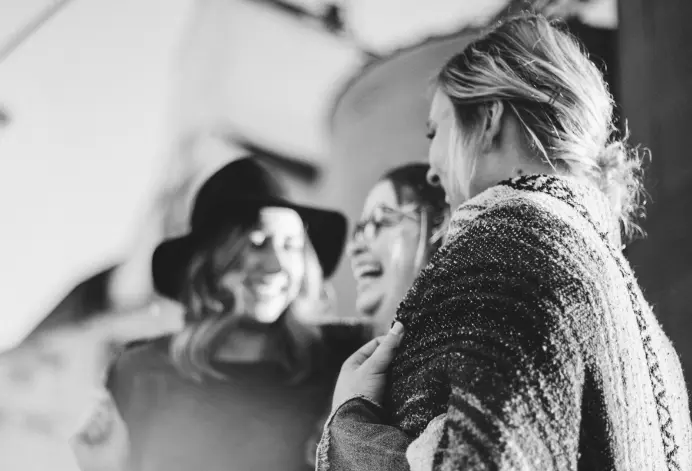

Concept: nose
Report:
left=346, top=230, right=367, bottom=259
left=426, top=168, right=441, bottom=188
left=257, top=245, right=282, bottom=275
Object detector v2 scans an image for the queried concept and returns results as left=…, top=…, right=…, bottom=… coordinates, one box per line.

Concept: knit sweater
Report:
left=381, top=174, right=692, bottom=470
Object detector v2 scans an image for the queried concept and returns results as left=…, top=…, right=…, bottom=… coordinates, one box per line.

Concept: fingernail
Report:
left=390, top=322, right=404, bottom=336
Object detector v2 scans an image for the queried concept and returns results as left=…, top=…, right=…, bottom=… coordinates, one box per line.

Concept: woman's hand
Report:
left=332, top=321, right=405, bottom=411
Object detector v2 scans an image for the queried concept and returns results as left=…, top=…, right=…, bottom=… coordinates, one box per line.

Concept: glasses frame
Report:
left=351, top=203, right=421, bottom=244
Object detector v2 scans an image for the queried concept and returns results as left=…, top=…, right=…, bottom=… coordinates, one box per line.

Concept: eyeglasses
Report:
left=352, top=204, right=420, bottom=243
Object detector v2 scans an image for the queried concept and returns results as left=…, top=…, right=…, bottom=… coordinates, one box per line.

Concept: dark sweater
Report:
left=109, top=324, right=366, bottom=471
left=381, top=175, right=691, bottom=470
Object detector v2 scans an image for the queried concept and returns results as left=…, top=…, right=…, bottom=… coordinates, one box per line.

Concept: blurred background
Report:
left=0, top=0, right=690, bottom=402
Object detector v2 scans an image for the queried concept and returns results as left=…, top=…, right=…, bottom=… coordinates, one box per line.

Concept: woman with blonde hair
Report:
left=94, top=156, right=350, bottom=471
left=320, top=14, right=692, bottom=470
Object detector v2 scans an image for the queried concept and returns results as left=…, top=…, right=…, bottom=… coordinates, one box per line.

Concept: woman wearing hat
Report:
left=78, top=156, right=353, bottom=471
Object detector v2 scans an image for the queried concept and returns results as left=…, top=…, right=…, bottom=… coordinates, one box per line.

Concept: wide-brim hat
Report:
left=329, top=14, right=616, bottom=174
left=152, top=157, right=347, bottom=299
left=330, top=31, right=479, bottom=177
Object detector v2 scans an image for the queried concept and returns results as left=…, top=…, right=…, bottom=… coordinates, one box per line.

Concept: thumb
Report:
left=363, top=322, right=405, bottom=374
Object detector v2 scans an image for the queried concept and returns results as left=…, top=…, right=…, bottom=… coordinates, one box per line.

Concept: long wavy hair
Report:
left=169, top=209, right=324, bottom=383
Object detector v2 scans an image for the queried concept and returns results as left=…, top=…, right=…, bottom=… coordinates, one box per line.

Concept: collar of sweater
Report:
left=444, top=174, right=622, bottom=249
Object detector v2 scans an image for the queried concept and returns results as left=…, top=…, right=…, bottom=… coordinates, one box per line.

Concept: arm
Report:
left=70, top=388, right=131, bottom=471
left=317, top=326, right=413, bottom=470
left=0, top=278, right=181, bottom=470
left=0, top=348, right=84, bottom=471
left=70, top=346, right=151, bottom=471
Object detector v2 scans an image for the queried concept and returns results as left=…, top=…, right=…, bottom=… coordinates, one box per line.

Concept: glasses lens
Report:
left=352, top=205, right=420, bottom=242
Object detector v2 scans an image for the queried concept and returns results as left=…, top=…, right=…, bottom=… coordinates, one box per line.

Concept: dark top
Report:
left=110, top=323, right=367, bottom=471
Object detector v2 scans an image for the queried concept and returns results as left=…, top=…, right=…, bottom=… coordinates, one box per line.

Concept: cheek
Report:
left=380, top=227, right=420, bottom=268
left=388, top=239, right=408, bottom=268
left=429, top=137, right=448, bottom=177
left=237, top=251, right=255, bottom=272
left=366, top=233, right=393, bottom=263
left=284, top=253, right=305, bottom=284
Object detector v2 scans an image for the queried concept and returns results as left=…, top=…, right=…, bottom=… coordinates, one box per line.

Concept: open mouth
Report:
left=250, top=278, right=288, bottom=298
left=353, top=263, right=384, bottom=282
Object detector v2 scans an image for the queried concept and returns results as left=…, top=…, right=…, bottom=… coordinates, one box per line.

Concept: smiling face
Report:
left=347, top=180, right=422, bottom=318
left=218, top=206, right=306, bottom=324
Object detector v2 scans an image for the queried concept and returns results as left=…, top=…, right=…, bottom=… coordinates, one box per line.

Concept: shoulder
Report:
left=108, top=338, right=173, bottom=400
left=114, top=338, right=172, bottom=377
left=404, top=183, right=604, bottom=324
left=439, top=181, right=602, bottom=280
left=449, top=189, right=569, bottom=243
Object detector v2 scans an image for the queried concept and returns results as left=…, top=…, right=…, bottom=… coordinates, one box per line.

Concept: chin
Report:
left=355, top=294, right=381, bottom=317
left=252, top=302, right=288, bottom=324
left=253, top=310, right=284, bottom=324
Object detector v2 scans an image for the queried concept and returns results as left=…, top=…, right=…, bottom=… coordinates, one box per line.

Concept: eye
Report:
left=283, top=236, right=305, bottom=251
left=426, top=125, right=436, bottom=140
left=371, top=206, right=388, bottom=225
left=249, top=230, right=267, bottom=247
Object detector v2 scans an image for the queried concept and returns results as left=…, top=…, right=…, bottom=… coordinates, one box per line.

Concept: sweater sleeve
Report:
left=392, top=203, right=590, bottom=470
left=316, top=396, right=412, bottom=471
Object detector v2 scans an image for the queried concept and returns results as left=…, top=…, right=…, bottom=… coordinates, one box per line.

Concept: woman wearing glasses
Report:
left=348, top=163, right=449, bottom=336
left=305, top=163, right=448, bottom=467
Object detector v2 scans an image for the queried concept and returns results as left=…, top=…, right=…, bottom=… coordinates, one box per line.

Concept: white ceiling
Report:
left=0, top=0, right=193, bottom=348
left=0, top=0, right=618, bottom=349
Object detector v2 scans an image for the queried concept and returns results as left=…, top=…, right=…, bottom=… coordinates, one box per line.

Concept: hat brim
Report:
left=152, top=197, right=347, bottom=299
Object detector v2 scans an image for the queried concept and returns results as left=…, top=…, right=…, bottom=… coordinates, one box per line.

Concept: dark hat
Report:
left=152, top=157, right=348, bottom=299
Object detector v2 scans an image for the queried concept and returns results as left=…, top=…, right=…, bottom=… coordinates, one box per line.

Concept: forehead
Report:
left=362, top=180, right=398, bottom=216
left=429, top=89, right=453, bottom=121
left=258, top=206, right=304, bottom=234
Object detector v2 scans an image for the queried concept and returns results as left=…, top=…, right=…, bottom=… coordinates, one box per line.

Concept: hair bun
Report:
left=594, top=134, right=648, bottom=242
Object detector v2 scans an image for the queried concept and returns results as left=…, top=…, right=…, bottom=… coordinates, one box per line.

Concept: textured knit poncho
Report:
left=385, top=174, right=691, bottom=470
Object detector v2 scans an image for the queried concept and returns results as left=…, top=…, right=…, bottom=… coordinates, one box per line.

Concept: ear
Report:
left=479, top=100, right=504, bottom=152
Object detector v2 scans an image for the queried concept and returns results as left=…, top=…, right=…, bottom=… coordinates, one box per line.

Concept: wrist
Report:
left=331, top=393, right=382, bottom=414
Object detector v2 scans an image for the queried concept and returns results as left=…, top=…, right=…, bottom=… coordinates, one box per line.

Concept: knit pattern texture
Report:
left=386, top=175, right=692, bottom=470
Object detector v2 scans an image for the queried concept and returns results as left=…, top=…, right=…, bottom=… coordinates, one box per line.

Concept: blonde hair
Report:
left=437, top=14, right=647, bottom=241
left=169, top=213, right=324, bottom=383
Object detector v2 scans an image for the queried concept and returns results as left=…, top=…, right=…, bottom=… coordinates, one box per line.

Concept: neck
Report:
left=470, top=152, right=561, bottom=200
left=214, top=327, right=273, bottom=363
left=469, top=116, right=563, bottom=199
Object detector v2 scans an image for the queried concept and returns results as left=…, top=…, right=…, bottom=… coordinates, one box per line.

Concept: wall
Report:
left=619, top=0, right=692, bottom=398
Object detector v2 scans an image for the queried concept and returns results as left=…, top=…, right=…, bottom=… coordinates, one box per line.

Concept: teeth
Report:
left=354, top=264, right=382, bottom=279
left=252, top=278, right=286, bottom=296
left=255, top=284, right=283, bottom=295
